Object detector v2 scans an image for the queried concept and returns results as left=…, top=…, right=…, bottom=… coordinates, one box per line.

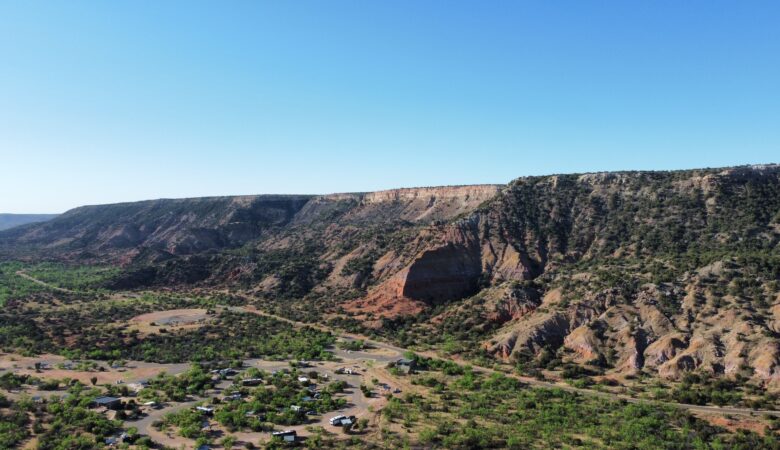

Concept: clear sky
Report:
left=1, top=1, right=778, bottom=213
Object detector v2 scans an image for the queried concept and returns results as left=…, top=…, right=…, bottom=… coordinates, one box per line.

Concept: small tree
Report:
left=221, top=436, right=236, bottom=450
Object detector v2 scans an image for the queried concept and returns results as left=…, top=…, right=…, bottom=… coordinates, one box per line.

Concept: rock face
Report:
left=360, top=185, right=501, bottom=223
left=345, top=240, right=484, bottom=321
left=3, top=165, right=780, bottom=388
left=401, top=243, right=483, bottom=300
left=349, top=165, right=780, bottom=388
left=292, top=185, right=501, bottom=226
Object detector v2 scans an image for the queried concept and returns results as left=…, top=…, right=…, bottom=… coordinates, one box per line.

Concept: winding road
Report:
left=229, top=298, right=780, bottom=419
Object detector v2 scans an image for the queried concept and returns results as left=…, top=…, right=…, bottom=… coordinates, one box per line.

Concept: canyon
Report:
left=2, top=165, right=779, bottom=389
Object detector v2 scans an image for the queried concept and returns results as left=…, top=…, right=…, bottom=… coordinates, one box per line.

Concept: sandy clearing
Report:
left=0, top=353, right=191, bottom=385
left=131, top=308, right=210, bottom=325
left=126, top=308, right=213, bottom=334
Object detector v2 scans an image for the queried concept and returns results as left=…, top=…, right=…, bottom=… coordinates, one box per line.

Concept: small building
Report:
left=241, top=378, right=263, bottom=386
left=272, top=430, right=297, bottom=442
left=396, top=358, right=417, bottom=374
left=93, top=396, right=122, bottom=410
left=290, top=405, right=301, bottom=412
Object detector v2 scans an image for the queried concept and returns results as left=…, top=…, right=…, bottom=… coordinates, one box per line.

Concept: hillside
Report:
left=2, top=166, right=780, bottom=391
left=0, top=195, right=313, bottom=263
left=0, top=213, right=57, bottom=231
left=362, top=165, right=780, bottom=392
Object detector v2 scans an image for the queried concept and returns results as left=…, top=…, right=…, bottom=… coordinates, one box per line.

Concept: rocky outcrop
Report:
left=487, top=312, right=571, bottom=360
left=400, top=243, right=482, bottom=301
left=360, top=185, right=501, bottom=223
left=291, top=185, right=502, bottom=227
left=644, top=334, right=688, bottom=367
left=750, top=341, right=780, bottom=388
left=478, top=267, right=780, bottom=389
left=346, top=241, right=483, bottom=318
left=564, top=325, right=602, bottom=362
left=487, top=284, right=542, bottom=323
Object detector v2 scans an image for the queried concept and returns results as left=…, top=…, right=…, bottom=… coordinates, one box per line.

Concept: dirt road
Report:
left=230, top=298, right=780, bottom=419
left=15, top=270, right=74, bottom=293
left=125, top=360, right=387, bottom=448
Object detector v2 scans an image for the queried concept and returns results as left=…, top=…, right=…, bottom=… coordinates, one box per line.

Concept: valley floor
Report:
left=1, top=269, right=779, bottom=448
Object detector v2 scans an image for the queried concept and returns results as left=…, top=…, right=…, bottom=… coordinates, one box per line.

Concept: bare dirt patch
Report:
left=697, top=413, right=770, bottom=435
left=0, top=353, right=190, bottom=386
left=128, top=308, right=212, bottom=334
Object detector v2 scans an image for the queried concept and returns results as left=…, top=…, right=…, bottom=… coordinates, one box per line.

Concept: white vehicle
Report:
left=196, top=406, right=215, bottom=415
left=329, top=415, right=346, bottom=426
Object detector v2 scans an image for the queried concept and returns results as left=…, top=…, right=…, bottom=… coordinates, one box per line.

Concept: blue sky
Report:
left=1, top=1, right=778, bottom=213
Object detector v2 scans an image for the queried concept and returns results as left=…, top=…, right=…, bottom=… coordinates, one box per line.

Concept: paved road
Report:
left=130, top=397, right=200, bottom=441
left=126, top=378, right=235, bottom=447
